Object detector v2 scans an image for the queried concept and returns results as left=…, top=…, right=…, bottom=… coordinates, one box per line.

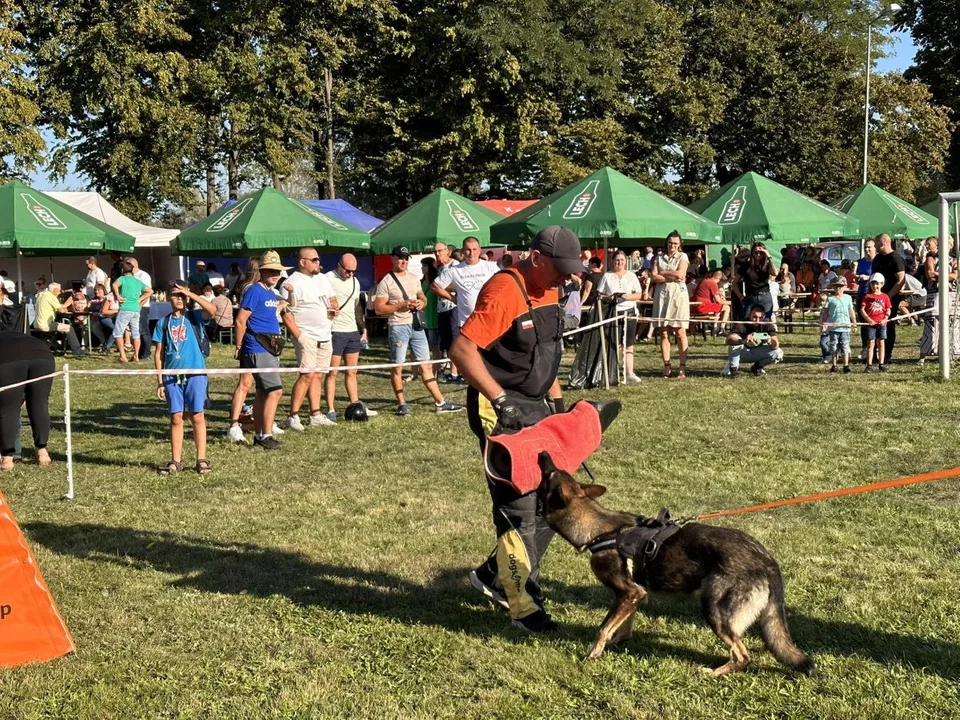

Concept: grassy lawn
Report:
left=2, top=325, right=959, bottom=719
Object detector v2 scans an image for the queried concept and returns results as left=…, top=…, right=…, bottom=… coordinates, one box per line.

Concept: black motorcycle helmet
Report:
left=344, top=402, right=368, bottom=422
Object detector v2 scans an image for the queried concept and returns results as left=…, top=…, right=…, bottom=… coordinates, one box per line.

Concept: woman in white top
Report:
left=597, top=250, right=644, bottom=383
left=651, top=231, right=690, bottom=379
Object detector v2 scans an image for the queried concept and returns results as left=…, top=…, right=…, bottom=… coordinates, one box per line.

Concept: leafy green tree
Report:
left=0, top=0, right=44, bottom=182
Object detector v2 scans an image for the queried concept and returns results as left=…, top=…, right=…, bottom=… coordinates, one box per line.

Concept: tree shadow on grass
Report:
left=70, top=402, right=170, bottom=441
left=545, top=580, right=960, bottom=681
left=23, top=522, right=591, bottom=646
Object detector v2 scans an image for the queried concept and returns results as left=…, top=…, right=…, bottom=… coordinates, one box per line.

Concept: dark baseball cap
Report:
left=392, top=245, right=411, bottom=259
left=531, top=226, right=582, bottom=275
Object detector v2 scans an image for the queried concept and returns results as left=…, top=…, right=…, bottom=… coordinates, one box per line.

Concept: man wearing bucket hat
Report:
left=374, top=246, right=464, bottom=417
left=450, top=225, right=582, bottom=633
left=234, top=250, right=290, bottom=450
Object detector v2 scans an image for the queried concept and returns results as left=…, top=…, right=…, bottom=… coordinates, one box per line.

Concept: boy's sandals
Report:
left=676, top=368, right=687, bottom=380
left=159, top=460, right=182, bottom=476
left=662, top=362, right=673, bottom=379
left=195, top=459, right=212, bottom=475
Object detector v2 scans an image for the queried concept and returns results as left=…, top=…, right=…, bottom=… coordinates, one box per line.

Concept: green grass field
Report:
left=2, top=326, right=959, bottom=719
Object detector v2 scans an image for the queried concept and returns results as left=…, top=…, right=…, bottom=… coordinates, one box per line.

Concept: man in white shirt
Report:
left=128, top=256, right=154, bottom=360
left=83, top=256, right=108, bottom=299
left=281, top=247, right=337, bottom=429
left=431, top=237, right=498, bottom=380
left=431, top=242, right=461, bottom=381
left=324, top=253, right=378, bottom=421
left=206, top=262, right=225, bottom=287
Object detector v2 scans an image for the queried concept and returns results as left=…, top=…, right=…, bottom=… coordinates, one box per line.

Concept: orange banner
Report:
left=0, top=489, right=75, bottom=668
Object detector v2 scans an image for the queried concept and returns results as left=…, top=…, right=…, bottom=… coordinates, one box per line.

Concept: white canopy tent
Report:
left=7, top=192, right=183, bottom=289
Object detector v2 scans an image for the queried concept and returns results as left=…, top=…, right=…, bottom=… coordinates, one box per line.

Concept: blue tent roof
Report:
left=220, top=197, right=382, bottom=232
left=302, top=199, right=382, bottom=232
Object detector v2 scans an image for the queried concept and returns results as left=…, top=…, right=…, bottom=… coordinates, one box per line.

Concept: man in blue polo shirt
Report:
left=153, top=280, right=216, bottom=475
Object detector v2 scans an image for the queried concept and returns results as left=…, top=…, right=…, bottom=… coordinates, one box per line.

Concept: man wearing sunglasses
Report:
left=281, top=247, right=337, bottom=430
left=324, top=253, right=377, bottom=421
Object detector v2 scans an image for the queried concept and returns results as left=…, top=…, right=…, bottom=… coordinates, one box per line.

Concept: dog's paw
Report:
left=584, top=647, right=605, bottom=662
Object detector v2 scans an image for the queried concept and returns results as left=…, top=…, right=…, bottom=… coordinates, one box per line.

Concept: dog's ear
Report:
left=580, top=483, right=607, bottom=500
left=538, top=451, right=558, bottom=475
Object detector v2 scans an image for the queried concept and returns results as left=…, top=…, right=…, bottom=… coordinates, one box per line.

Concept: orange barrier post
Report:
left=0, top=490, right=75, bottom=668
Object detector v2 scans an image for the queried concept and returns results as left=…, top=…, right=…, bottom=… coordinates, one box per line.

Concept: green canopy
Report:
left=689, top=171, right=859, bottom=247
left=490, top=166, right=723, bottom=248
left=369, top=188, right=504, bottom=253
left=921, top=193, right=960, bottom=234
left=174, top=187, right=371, bottom=255
left=0, top=180, right=135, bottom=258
left=830, top=184, right=937, bottom=239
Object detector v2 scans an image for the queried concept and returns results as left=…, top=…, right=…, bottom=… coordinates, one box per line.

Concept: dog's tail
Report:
left=758, top=574, right=815, bottom=677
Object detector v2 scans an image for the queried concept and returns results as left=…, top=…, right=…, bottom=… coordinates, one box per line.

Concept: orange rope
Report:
left=696, top=465, right=960, bottom=520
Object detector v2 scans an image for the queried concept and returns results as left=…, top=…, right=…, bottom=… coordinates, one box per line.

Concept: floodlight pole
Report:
left=938, top=192, right=960, bottom=380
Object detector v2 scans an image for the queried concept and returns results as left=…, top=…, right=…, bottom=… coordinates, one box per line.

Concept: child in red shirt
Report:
left=860, top=273, right=892, bottom=372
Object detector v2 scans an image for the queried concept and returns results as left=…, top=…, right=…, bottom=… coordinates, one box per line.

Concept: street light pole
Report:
left=862, top=3, right=901, bottom=186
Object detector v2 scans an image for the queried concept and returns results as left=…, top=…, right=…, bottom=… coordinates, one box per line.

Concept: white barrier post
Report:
left=938, top=192, right=960, bottom=380
left=63, top=364, right=74, bottom=500
left=599, top=309, right=610, bottom=390
left=621, top=309, right=628, bottom=383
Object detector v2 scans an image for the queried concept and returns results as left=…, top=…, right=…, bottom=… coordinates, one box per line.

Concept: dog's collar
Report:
left=585, top=530, right=628, bottom=555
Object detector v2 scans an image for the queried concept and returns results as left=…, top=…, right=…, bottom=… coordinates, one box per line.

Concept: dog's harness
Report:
left=587, top=509, right=681, bottom=574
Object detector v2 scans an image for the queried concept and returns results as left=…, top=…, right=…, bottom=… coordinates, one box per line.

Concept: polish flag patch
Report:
left=521, top=319, right=534, bottom=330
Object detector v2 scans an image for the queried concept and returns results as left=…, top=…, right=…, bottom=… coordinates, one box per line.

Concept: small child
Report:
left=860, top=272, right=892, bottom=373
left=821, top=277, right=856, bottom=373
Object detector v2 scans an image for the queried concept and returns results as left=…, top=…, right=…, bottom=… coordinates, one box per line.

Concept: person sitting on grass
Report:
left=153, top=281, right=216, bottom=475
left=721, top=304, right=782, bottom=378
left=860, top=273, right=891, bottom=373
left=820, top=276, right=856, bottom=374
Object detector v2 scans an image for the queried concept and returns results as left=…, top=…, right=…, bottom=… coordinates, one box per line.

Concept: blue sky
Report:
left=28, top=32, right=919, bottom=193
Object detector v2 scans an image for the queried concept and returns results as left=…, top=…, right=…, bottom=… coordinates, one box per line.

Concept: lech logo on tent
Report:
left=208, top=198, right=252, bottom=232
left=883, top=194, right=929, bottom=225
left=21, top=194, right=67, bottom=230
left=719, top=186, right=747, bottom=225
left=446, top=200, right=480, bottom=232
left=287, top=198, right=349, bottom=230
left=563, top=180, right=600, bottom=219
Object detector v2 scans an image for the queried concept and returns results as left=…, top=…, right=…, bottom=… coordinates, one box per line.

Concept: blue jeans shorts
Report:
left=388, top=323, right=430, bottom=365
left=113, top=309, right=141, bottom=339
left=163, top=374, right=208, bottom=414
left=828, top=330, right=851, bottom=355
left=866, top=325, right=887, bottom=341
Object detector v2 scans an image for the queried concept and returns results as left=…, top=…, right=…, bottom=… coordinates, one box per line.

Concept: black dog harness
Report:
left=586, top=509, right=681, bottom=573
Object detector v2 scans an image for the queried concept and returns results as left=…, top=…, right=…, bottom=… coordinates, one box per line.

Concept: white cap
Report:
left=869, top=272, right=885, bottom=286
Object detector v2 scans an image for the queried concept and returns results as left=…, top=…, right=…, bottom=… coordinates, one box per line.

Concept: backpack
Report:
left=160, top=311, right=210, bottom=358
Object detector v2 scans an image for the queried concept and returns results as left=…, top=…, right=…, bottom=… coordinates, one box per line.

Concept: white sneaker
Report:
left=310, top=413, right=336, bottom=426
left=227, top=424, right=246, bottom=444
left=272, top=422, right=285, bottom=435
left=625, top=374, right=641, bottom=384
left=720, top=363, right=732, bottom=377
left=286, top=415, right=305, bottom=431
left=364, top=406, right=379, bottom=417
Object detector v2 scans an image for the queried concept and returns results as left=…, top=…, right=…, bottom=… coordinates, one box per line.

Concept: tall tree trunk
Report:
left=324, top=67, right=335, bottom=199
left=313, top=127, right=324, bottom=200
left=227, top=119, right=239, bottom=200
left=206, top=163, right=216, bottom=216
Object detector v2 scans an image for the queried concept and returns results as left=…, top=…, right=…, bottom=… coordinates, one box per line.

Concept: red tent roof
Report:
left=476, top=199, right=538, bottom=216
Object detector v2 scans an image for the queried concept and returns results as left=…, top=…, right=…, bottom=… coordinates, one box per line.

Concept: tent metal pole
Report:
left=938, top=193, right=960, bottom=379
left=16, top=249, right=22, bottom=300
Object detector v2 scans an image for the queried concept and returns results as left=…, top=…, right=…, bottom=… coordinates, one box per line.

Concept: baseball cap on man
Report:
left=531, top=226, right=583, bottom=275
left=392, top=246, right=411, bottom=259
left=259, top=250, right=292, bottom=271
left=869, top=272, right=885, bottom=286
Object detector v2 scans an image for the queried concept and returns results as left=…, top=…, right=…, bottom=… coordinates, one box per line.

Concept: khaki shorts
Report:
left=295, top=336, right=333, bottom=373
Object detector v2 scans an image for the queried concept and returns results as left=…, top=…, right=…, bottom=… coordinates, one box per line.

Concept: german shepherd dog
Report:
left=537, top=452, right=814, bottom=677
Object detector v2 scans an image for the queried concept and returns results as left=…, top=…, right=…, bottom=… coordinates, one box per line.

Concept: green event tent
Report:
left=830, top=184, right=937, bottom=239
left=174, top=187, right=371, bottom=255
left=921, top=193, right=960, bottom=234
left=490, top=166, right=723, bottom=248
left=0, top=180, right=135, bottom=258
left=369, top=188, right=504, bottom=253
left=689, top=172, right=859, bottom=251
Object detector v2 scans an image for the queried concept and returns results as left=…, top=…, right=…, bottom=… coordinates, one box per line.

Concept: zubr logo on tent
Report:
left=208, top=198, right=252, bottom=233
left=21, top=194, right=67, bottom=230
left=719, top=187, right=747, bottom=225
left=446, top=200, right=480, bottom=232
left=563, top=180, right=599, bottom=220
left=884, top=194, right=929, bottom=225
left=288, top=198, right=348, bottom=231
